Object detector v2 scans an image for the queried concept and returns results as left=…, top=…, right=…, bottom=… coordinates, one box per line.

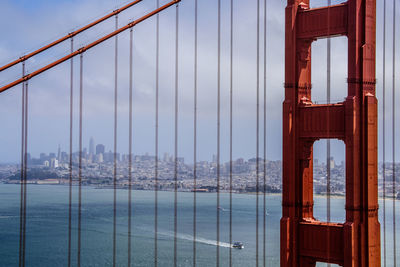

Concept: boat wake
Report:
left=158, top=231, right=232, bottom=248
left=0, top=215, right=14, bottom=219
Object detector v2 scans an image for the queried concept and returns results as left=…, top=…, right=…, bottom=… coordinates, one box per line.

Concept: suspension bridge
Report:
left=0, top=0, right=398, bottom=266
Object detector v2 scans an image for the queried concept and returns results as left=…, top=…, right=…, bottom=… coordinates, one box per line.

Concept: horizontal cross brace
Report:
left=297, top=3, right=348, bottom=39
left=299, top=221, right=344, bottom=265
left=298, top=103, right=346, bottom=140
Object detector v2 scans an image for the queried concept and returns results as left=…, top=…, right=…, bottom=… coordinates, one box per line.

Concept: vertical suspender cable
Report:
left=256, top=0, right=260, bottom=265
left=22, top=80, right=28, bottom=267
left=19, top=63, right=26, bottom=267
left=382, top=1, right=387, bottom=265
left=68, top=38, right=74, bottom=267
left=193, top=0, right=198, bottom=266
left=229, top=0, right=234, bottom=265
left=216, top=0, right=221, bottom=266
left=174, top=4, right=179, bottom=267
left=392, top=0, right=397, bottom=264
left=155, top=1, right=160, bottom=265
left=77, top=53, right=83, bottom=267
left=128, top=27, right=134, bottom=267
left=113, top=14, right=119, bottom=267
left=326, top=0, right=331, bottom=224
left=262, top=0, right=267, bottom=266
left=326, top=1, right=331, bottom=266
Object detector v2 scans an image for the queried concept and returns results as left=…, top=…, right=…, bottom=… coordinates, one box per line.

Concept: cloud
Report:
left=0, top=0, right=399, bottom=164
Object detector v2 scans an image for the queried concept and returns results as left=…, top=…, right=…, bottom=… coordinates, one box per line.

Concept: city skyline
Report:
left=5, top=136, right=348, bottom=165
left=5, top=135, right=399, bottom=166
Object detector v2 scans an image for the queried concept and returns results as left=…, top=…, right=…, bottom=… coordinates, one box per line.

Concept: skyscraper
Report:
left=89, top=137, right=95, bottom=155
left=96, top=144, right=105, bottom=155
left=57, top=144, right=61, bottom=161
left=163, top=152, right=169, bottom=162
left=212, top=154, right=217, bottom=163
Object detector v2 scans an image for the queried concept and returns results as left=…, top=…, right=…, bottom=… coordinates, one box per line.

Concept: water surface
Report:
left=0, top=185, right=397, bottom=266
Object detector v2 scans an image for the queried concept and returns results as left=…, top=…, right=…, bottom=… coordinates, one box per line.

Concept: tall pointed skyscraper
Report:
left=89, top=137, right=95, bottom=156
left=57, top=144, right=61, bottom=161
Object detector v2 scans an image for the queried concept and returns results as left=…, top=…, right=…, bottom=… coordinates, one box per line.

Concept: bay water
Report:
left=0, top=185, right=398, bottom=266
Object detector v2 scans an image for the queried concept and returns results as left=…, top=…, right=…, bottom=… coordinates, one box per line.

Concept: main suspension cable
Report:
left=154, top=0, right=160, bottom=265
left=128, top=27, right=134, bottom=267
left=0, top=0, right=181, bottom=94
left=216, top=0, right=221, bottom=265
left=193, top=0, right=198, bottom=266
left=0, top=0, right=143, bottom=73
left=173, top=4, right=180, bottom=267
left=77, top=53, right=83, bottom=267
left=113, top=14, right=119, bottom=267
left=68, top=37, right=74, bottom=267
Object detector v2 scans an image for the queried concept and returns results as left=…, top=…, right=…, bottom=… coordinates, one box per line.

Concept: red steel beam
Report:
left=297, top=3, right=348, bottom=39
left=298, top=103, right=346, bottom=140
left=298, top=222, right=344, bottom=265
left=0, top=0, right=143, bottom=73
left=0, top=0, right=180, bottom=94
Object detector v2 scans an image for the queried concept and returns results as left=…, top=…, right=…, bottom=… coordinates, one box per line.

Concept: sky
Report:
left=0, top=0, right=398, bottom=164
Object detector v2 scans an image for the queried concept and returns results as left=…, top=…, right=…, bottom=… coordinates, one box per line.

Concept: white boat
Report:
left=232, top=242, right=244, bottom=249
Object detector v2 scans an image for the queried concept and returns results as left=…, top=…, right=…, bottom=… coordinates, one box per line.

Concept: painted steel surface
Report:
left=281, top=0, right=380, bottom=266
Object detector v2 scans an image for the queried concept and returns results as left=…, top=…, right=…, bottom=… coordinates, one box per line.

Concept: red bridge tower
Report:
left=281, top=0, right=380, bottom=266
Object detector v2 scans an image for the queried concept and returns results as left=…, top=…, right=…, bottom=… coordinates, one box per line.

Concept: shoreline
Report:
left=1, top=182, right=399, bottom=201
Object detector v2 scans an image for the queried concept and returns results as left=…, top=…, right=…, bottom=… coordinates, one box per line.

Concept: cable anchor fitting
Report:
left=77, top=47, right=86, bottom=54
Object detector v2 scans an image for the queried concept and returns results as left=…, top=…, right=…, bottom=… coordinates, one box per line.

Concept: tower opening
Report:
left=311, top=37, right=348, bottom=105
left=310, top=0, right=347, bottom=9
left=313, top=139, right=346, bottom=223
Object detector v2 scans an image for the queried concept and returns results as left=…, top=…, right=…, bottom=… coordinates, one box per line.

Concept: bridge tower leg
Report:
left=281, top=0, right=380, bottom=266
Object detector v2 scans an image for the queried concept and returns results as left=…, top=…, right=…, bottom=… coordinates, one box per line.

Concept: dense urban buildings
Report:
left=0, top=140, right=399, bottom=199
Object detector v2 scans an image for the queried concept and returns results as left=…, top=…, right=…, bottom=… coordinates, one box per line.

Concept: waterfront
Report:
left=0, top=184, right=398, bottom=266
